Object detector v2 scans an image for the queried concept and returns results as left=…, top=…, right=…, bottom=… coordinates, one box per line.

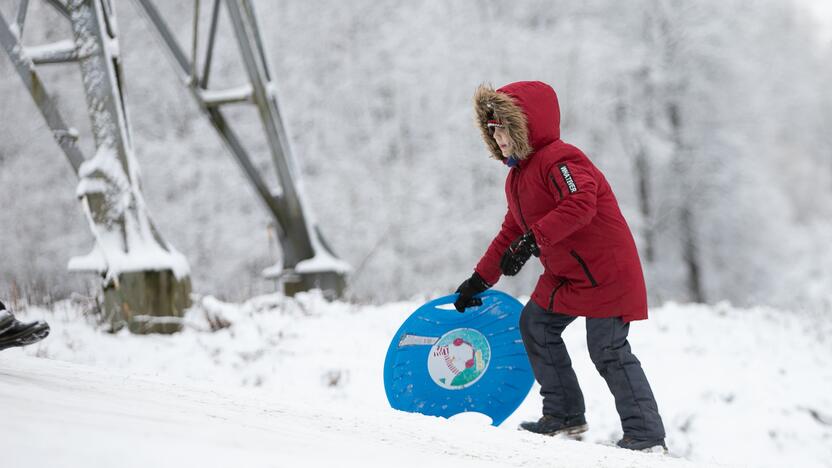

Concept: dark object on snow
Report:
left=0, top=301, right=50, bottom=351
left=518, top=413, right=588, bottom=436
left=499, top=231, right=539, bottom=276
left=453, top=272, right=490, bottom=312
left=616, top=435, right=668, bottom=452
left=519, top=300, right=665, bottom=441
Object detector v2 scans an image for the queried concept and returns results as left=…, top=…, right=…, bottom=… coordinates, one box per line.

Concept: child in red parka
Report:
left=454, top=81, right=666, bottom=452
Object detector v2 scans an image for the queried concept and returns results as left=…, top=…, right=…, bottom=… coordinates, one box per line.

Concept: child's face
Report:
left=492, top=126, right=513, bottom=157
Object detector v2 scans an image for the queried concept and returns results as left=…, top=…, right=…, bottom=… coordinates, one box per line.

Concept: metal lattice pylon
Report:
left=0, top=0, right=192, bottom=333
left=1, top=0, right=349, bottom=325
left=132, top=0, right=350, bottom=297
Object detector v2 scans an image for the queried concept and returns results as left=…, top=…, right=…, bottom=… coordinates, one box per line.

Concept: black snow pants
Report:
left=519, top=299, right=665, bottom=440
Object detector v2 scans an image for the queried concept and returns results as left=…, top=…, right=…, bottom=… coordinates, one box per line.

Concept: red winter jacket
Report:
left=474, top=81, right=648, bottom=322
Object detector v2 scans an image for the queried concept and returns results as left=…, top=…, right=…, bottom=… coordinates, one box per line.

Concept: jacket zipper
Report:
left=511, top=168, right=529, bottom=230
left=548, top=174, right=564, bottom=200
left=547, top=279, right=567, bottom=312
left=570, top=250, right=598, bottom=287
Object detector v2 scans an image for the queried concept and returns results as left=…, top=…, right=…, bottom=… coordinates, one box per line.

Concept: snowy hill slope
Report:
left=1, top=356, right=694, bottom=468
left=3, top=292, right=832, bottom=467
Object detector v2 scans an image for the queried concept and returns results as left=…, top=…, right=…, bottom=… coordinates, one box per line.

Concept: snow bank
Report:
left=0, top=356, right=692, bottom=468
left=6, top=295, right=832, bottom=467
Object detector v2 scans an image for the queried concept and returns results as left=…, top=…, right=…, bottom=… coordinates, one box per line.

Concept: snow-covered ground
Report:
left=1, top=356, right=694, bottom=468
left=3, top=292, right=831, bottom=467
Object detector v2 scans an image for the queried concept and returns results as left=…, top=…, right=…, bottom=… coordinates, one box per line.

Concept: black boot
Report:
left=519, top=414, right=588, bottom=436
left=0, top=307, right=14, bottom=333
left=0, top=302, right=50, bottom=351
left=616, top=436, right=667, bottom=453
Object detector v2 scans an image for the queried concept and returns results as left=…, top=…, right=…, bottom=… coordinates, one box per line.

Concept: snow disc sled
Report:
left=383, top=290, right=534, bottom=426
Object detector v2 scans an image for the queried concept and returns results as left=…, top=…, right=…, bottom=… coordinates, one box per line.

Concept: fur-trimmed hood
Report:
left=473, top=81, right=561, bottom=162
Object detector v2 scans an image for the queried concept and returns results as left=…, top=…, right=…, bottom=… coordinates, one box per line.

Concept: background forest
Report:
left=1, top=0, right=830, bottom=314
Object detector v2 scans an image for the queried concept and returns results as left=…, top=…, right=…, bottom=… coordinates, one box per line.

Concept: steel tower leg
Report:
left=132, top=0, right=350, bottom=298
left=0, top=1, right=192, bottom=333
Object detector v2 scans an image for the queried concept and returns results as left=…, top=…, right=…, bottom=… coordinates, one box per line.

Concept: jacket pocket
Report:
left=570, top=250, right=598, bottom=287
left=547, top=279, right=567, bottom=312
left=548, top=174, right=564, bottom=200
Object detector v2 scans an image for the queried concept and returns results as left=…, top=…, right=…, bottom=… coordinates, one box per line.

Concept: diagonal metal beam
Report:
left=190, top=0, right=199, bottom=81
left=206, top=107, right=292, bottom=230
left=15, top=0, right=29, bottom=36
left=239, top=0, right=271, bottom=82
left=0, top=11, right=84, bottom=172
left=44, top=0, right=71, bottom=20
left=199, top=0, right=220, bottom=89
left=132, top=0, right=190, bottom=77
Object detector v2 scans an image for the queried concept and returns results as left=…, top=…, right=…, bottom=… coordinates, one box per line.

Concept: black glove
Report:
left=500, top=231, right=540, bottom=276
left=454, top=272, right=490, bottom=312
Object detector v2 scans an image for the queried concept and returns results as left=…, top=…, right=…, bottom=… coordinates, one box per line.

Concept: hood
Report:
left=473, top=81, right=561, bottom=161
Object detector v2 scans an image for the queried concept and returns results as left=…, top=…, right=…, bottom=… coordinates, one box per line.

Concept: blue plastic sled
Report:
left=383, top=290, right=534, bottom=426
